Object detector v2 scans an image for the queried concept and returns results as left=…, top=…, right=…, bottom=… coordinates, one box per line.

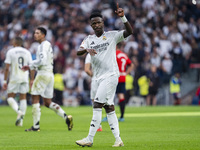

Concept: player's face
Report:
left=90, top=17, right=104, bottom=36
left=34, top=29, right=44, bottom=42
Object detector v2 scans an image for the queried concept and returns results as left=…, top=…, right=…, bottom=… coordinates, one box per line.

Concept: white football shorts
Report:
left=90, top=78, right=96, bottom=100
left=7, top=82, right=29, bottom=94
left=93, top=74, right=118, bottom=105
left=31, top=72, right=54, bottom=99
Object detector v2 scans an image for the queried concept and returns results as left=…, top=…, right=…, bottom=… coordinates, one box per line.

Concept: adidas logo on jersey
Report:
left=90, top=41, right=95, bottom=45
left=95, top=97, right=99, bottom=101
left=90, top=124, right=95, bottom=127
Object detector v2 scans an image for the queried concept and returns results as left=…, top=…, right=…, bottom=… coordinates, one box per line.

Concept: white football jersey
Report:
left=80, top=30, right=125, bottom=80
left=4, top=46, right=32, bottom=83
left=85, top=53, right=91, bottom=64
left=29, top=40, right=53, bottom=73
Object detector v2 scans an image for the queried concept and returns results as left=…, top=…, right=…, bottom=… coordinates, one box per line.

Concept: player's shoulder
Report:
left=20, top=47, right=29, bottom=51
left=83, top=35, right=96, bottom=43
left=7, top=47, right=15, bottom=53
left=42, top=40, right=51, bottom=46
left=17, top=47, right=30, bottom=53
left=105, top=30, right=121, bottom=35
left=7, top=47, right=20, bottom=54
left=22, top=47, right=32, bottom=55
left=87, top=34, right=95, bottom=40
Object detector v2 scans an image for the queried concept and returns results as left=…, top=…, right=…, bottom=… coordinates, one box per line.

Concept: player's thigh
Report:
left=7, top=82, right=29, bottom=94
left=116, top=82, right=126, bottom=94
left=43, top=75, right=54, bottom=99
left=90, top=79, right=98, bottom=100
left=19, top=83, right=29, bottom=94
left=7, top=82, right=19, bottom=94
left=94, top=75, right=118, bottom=105
left=31, top=74, right=53, bottom=98
left=116, top=82, right=126, bottom=99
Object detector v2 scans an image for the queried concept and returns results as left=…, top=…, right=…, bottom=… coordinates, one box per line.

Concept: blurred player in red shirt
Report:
left=116, top=45, right=134, bottom=121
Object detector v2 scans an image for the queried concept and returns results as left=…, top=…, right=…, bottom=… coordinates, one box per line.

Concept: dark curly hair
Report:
left=89, top=10, right=103, bottom=20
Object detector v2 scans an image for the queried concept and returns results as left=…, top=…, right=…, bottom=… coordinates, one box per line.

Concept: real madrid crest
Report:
left=103, top=36, right=107, bottom=40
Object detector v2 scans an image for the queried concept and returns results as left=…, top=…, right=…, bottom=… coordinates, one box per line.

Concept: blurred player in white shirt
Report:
left=76, top=3, right=133, bottom=147
left=22, top=27, right=73, bottom=132
left=3, top=37, right=32, bottom=127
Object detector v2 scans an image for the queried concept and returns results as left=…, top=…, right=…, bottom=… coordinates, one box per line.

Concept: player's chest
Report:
left=88, top=36, right=113, bottom=52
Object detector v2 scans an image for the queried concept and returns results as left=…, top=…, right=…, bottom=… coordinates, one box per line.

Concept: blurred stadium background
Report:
left=0, top=0, right=200, bottom=106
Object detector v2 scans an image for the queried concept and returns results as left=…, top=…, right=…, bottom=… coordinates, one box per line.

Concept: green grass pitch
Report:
left=0, top=105, right=200, bottom=150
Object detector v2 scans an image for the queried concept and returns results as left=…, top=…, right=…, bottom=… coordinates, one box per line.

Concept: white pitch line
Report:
left=125, top=112, right=200, bottom=117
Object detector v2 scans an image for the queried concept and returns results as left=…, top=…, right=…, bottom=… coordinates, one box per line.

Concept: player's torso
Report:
left=37, top=41, right=53, bottom=72
left=9, top=47, right=30, bottom=82
left=10, top=47, right=29, bottom=65
left=87, top=32, right=119, bottom=79
left=116, top=51, right=129, bottom=82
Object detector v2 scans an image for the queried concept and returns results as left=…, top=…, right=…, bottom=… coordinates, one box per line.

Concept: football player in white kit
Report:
left=76, top=3, right=133, bottom=147
left=22, top=27, right=73, bottom=131
left=3, top=37, right=32, bottom=127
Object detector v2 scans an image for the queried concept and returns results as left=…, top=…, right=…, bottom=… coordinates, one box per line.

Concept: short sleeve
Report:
left=80, top=36, right=89, bottom=49
left=85, top=53, right=91, bottom=64
left=114, top=30, right=125, bottom=44
left=4, top=50, right=11, bottom=64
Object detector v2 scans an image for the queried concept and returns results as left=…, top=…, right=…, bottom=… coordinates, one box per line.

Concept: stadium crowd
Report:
left=0, top=0, right=200, bottom=105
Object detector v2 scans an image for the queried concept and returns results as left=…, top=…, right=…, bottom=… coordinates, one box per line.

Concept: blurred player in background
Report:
left=76, top=3, right=133, bottom=147
left=116, top=44, right=134, bottom=121
left=170, top=72, right=182, bottom=105
left=3, top=37, right=32, bottom=127
left=146, top=65, right=160, bottom=106
left=22, top=27, right=73, bottom=131
left=84, top=53, right=102, bottom=132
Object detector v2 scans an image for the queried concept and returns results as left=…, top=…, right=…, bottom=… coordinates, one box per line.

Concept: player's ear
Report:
left=101, top=18, right=104, bottom=24
left=42, top=34, right=46, bottom=38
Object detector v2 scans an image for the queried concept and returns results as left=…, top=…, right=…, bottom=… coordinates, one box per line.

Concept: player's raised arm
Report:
left=115, top=3, right=133, bottom=38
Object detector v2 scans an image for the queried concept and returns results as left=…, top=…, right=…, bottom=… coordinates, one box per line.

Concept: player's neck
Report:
left=95, top=31, right=104, bottom=37
left=13, top=44, right=20, bottom=47
left=39, top=39, right=45, bottom=44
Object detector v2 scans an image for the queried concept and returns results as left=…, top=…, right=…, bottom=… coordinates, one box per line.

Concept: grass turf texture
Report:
left=0, top=106, right=200, bottom=150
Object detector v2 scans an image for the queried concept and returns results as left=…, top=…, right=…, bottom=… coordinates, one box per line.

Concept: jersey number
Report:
left=18, top=57, right=24, bottom=69
left=120, top=58, right=126, bottom=71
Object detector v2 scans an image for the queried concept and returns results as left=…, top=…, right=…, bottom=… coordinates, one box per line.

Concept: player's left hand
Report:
left=21, top=66, right=30, bottom=71
left=115, top=3, right=124, bottom=17
left=87, top=48, right=97, bottom=56
left=2, top=83, right=7, bottom=90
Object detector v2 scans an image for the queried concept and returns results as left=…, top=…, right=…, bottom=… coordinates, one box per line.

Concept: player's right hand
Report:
left=21, top=66, right=30, bottom=71
left=115, top=3, right=124, bottom=17
left=86, top=49, right=97, bottom=56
